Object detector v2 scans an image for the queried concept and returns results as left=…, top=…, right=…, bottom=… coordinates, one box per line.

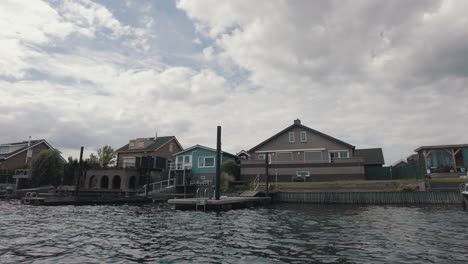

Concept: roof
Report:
left=174, top=144, right=237, bottom=158
left=0, top=139, right=61, bottom=161
left=415, top=144, right=468, bottom=152
left=354, top=148, right=385, bottom=165
left=391, top=159, right=408, bottom=167
left=249, top=121, right=355, bottom=152
left=116, top=136, right=180, bottom=153
left=236, top=150, right=250, bottom=156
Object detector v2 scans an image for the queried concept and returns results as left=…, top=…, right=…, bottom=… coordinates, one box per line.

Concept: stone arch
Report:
left=112, top=175, right=121, bottom=189
left=100, top=175, right=109, bottom=189
left=128, top=176, right=136, bottom=189
left=88, top=175, right=97, bottom=189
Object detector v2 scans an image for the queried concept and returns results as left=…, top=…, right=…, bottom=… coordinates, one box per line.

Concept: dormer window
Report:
left=300, top=131, right=307, bottom=142
left=289, top=132, right=295, bottom=143
left=137, top=141, right=144, bottom=148
left=0, top=146, right=9, bottom=154
left=169, top=143, right=174, bottom=152
left=129, top=142, right=135, bottom=148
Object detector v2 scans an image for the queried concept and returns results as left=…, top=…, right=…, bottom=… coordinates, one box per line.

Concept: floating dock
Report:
left=21, top=195, right=151, bottom=206
left=168, top=196, right=271, bottom=211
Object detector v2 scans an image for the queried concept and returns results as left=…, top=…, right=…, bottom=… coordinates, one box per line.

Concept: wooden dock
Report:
left=168, top=196, right=271, bottom=211
left=21, top=195, right=151, bottom=206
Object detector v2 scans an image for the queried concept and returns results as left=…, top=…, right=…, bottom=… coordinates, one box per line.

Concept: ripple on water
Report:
left=1, top=202, right=468, bottom=263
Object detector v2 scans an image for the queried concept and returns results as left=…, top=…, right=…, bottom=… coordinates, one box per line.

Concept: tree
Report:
left=87, top=153, right=100, bottom=169
left=63, top=156, right=79, bottom=185
left=97, top=145, right=115, bottom=168
left=221, top=160, right=240, bottom=181
left=31, top=149, right=64, bottom=187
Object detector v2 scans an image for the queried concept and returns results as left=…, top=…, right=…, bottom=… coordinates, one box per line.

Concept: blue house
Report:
left=173, top=145, right=237, bottom=186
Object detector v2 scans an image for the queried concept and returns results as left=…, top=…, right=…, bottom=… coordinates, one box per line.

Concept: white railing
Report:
left=144, top=178, right=175, bottom=194
left=169, top=163, right=193, bottom=170
left=253, top=174, right=260, bottom=191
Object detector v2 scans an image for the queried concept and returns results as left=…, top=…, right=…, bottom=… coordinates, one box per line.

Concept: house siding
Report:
left=241, top=122, right=365, bottom=182
left=117, top=138, right=182, bottom=167
left=0, top=142, right=51, bottom=173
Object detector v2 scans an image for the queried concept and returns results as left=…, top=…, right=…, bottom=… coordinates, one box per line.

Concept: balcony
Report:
left=241, top=157, right=364, bottom=166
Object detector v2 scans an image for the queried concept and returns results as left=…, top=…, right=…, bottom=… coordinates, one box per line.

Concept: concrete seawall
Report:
left=274, top=191, right=463, bottom=204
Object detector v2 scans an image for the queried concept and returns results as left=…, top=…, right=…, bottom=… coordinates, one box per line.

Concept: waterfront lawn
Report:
left=426, top=177, right=468, bottom=183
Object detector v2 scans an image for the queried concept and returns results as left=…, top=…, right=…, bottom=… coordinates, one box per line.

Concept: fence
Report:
left=274, top=191, right=463, bottom=204
left=365, top=161, right=425, bottom=180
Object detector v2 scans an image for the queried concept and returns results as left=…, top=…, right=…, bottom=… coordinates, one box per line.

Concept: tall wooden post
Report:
left=75, top=146, right=84, bottom=197
left=265, top=153, right=269, bottom=194
left=145, top=153, right=150, bottom=198
left=215, top=126, right=221, bottom=200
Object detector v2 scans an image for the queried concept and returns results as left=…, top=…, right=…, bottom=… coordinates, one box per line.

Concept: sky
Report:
left=1, top=0, right=467, bottom=165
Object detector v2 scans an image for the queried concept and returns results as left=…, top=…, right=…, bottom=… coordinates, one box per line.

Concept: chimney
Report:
left=294, top=119, right=301, bottom=125
left=154, top=131, right=158, bottom=140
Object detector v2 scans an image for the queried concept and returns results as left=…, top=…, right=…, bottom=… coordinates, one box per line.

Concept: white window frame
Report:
left=289, top=132, right=295, bottom=143
left=122, top=157, right=136, bottom=168
left=329, top=150, right=350, bottom=162
left=296, top=171, right=310, bottom=177
left=137, top=141, right=144, bottom=148
left=258, top=154, right=266, bottom=160
left=198, top=156, right=215, bottom=168
left=0, top=146, right=9, bottom=154
left=176, top=155, right=192, bottom=169
left=300, top=131, right=307, bottom=142
left=169, top=143, right=174, bottom=152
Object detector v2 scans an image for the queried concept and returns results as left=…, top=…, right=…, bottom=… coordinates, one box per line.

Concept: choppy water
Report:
left=0, top=201, right=467, bottom=264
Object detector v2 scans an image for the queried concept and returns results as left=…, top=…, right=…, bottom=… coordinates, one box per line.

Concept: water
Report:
left=0, top=201, right=467, bottom=264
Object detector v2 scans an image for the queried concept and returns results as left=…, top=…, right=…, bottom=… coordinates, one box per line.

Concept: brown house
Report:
left=241, top=119, right=384, bottom=182
left=0, top=139, right=63, bottom=184
left=82, top=135, right=183, bottom=192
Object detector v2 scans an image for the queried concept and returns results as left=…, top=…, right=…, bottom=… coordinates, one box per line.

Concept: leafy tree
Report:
left=63, top=156, right=79, bottom=185
left=221, top=160, right=240, bottom=181
left=97, top=145, right=115, bottom=168
left=31, top=149, right=64, bottom=187
left=87, top=153, right=100, bottom=169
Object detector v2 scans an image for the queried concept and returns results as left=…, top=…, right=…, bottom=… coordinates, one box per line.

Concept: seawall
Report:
left=273, top=191, right=463, bottom=204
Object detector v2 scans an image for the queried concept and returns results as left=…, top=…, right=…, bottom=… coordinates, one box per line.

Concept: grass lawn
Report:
left=427, top=178, right=468, bottom=183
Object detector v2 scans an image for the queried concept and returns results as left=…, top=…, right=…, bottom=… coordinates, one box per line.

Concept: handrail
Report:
left=253, top=174, right=260, bottom=191
left=145, top=178, right=176, bottom=194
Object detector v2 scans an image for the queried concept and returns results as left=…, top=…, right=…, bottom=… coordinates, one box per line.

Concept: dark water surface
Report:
left=0, top=201, right=467, bottom=263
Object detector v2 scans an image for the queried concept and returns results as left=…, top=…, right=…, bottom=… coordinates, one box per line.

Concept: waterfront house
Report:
left=83, top=135, right=183, bottom=193
left=414, top=144, right=468, bottom=178
left=173, top=145, right=238, bottom=186
left=0, top=139, right=64, bottom=187
left=241, top=119, right=384, bottom=182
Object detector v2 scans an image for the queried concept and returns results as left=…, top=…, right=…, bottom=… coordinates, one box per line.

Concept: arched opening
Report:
left=128, top=176, right=136, bottom=189
left=100, top=176, right=109, bottom=189
left=112, top=175, right=121, bottom=189
left=89, top=175, right=97, bottom=189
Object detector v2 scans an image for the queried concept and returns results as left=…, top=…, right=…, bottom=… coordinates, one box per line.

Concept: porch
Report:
left=417, top=145, right=468, bottom=177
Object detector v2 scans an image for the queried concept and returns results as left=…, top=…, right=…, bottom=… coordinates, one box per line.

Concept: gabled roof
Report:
left=236, top=150, right=250, bottom=157
left=174, top=144, right=237, bottom=158
left=249, top=121, right=355, bottom=152
left=354, top=148, right=385, bottom=165
left=414, top=144, right=468, bottom=152
left=116, top=136, right=181, bottom=153
left=391, top=159, right=407, bottom=167
left=0, top=139, right=61, bottom=161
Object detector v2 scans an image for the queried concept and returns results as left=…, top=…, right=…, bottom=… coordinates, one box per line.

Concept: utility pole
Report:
left=215, top=126, right=221, bottom=200
left=265, top=153, right=269, bottom=195
left=145, top=152, right=150, bottom=198
left=75, top=146, right=84, bottom=197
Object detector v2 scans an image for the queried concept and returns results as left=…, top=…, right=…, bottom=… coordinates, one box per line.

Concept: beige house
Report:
left=241, top=119, right=383, bottom=182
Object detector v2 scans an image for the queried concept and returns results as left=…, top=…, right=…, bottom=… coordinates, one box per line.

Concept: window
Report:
left=176, top=155, right=192, bottom=169
left=296, top=171, right=310, bottom=177
left=258, top=154, right=266, bottom=160
left=169, top=143, right=174, bottom=152
left=330, top=151, right=349, bottom=162
left=276, top=152, right=292, bottom=162
left=289, top=132, right=295, bottom=143
left=0, top=147, right=9, bottom=154
left=305, top=151, right=322, bottom=162
left=129, top=142, right=135, bottom=148
left=198, top=157, right=215, bottom=168
left=122, top=157, right=136, bottom=168
left=137, top=141, right=144, bottom=148
left=300, top=131, right=307, bottom=142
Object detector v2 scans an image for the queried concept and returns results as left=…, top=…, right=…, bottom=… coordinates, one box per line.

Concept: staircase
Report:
left=141, top=178, right=176, bottom=196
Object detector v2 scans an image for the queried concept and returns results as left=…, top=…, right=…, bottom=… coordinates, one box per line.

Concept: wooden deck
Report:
left=168, top=196, right=271, bottom=211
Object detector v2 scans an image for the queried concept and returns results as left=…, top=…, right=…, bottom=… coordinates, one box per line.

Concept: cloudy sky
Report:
left=1, top=0, right=467, bottom=164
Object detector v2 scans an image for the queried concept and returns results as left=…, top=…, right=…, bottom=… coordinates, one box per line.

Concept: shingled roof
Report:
left=116, top=136, right=179, bottom=153
left=354, top=148, right=385, bottom=165
left=0, top=139, right=58, bottom=160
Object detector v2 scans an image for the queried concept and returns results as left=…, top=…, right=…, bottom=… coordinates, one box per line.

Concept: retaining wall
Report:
left=274, top=191, right=463, bottom=204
